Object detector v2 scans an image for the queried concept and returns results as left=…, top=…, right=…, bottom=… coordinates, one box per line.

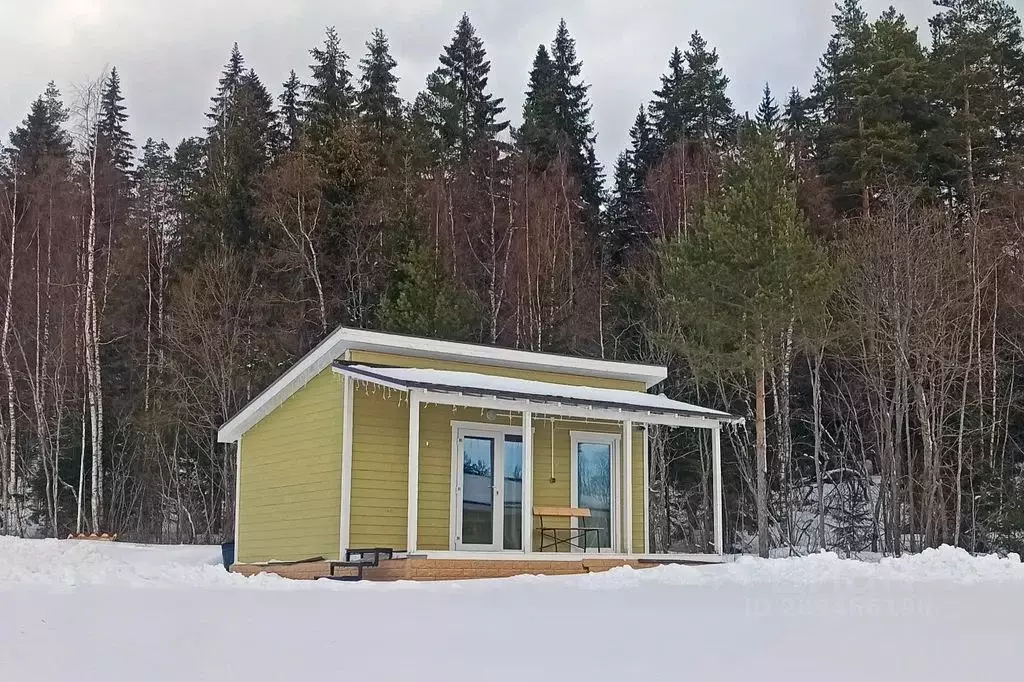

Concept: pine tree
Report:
left=358, top=28, right=403, bottom=141
left=98, top=67, right=135, bottom=174
left=416, top=13, right=508, bottom=161
left=8, top=82, right=72, bottom=172
left=679, top=31, right=736, bottom=144
left=279, top=70, right=303, bottom=150
left=660, top=128, right=829, bottom=558
left=304, top=27, right=356, bottom=138
left=138, top=138, right=174, bottom=232
left=650, top=47, right=687, bottom=148
left=930, top=0, right=1024, bottom=212
left=812, top=3, right=933, bottom=214
left=756, top=83, right=780, bottom=130
left=859, top=9, right=933, bottom=185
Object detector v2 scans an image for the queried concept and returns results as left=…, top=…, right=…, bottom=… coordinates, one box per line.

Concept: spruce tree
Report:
left=605, top=152, right=638, bottom=263
left=649, top=47, right=687, bottom=148
left=755, top=83, right=780, bottom=130
left=554, top=19, right=602, bottom=210
left=358, top=28, right=403, bottom=141
left=279, top=70, right=303, bottom=150
left=378, top=243, right=477, bottom=341
left=207, top=43, right=246, bottom=130
left=628, top=105, right=659, bottom=184
left=304, top=27, right=356, bottom=138
left=98, top=67, right=135, bottom=173
left=783, top=88, right=809, bottom=132
left=416, top=13, right=508, bottom=161
left=782, top=87, right=811, bottom=163
left=679, top=31, right=736, bottom=144
left=8, top=82, right=72, bottom=172
left=199, top=48, right=278, bottom=254
left=518, top=44, right=557, bottom=162
left=517, top=19, right=602, bottom=212
left=607, top=105, right=658, bottom=262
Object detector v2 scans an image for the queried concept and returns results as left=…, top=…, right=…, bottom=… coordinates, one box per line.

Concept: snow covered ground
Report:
left=2, top=538, right=1024, bottom=681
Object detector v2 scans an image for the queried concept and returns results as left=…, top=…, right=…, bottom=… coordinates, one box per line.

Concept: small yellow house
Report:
left=218, top=327, right=739, bottom=580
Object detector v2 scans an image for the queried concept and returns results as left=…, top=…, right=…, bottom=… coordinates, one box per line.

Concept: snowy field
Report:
left=2, top=538, right=1024, bottom=681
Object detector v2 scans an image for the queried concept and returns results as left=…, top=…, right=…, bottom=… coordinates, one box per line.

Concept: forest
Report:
left=1, top=0, right=1023, bottom=557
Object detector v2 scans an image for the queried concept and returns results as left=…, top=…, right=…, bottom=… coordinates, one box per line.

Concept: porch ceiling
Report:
left=332, top=362, right=741, bottom=429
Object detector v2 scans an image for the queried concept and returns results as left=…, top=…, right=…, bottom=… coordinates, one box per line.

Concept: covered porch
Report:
left=332, top=362, right=740, bottom=572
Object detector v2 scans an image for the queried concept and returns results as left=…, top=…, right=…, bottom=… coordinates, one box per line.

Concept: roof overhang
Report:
left=331, top=363, right=742, bottom=430
left=217, top=326, right=671, bottom=443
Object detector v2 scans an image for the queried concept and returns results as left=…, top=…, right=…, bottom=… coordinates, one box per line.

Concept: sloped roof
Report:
left=217, top=326, right=669, bottom=442
left=333, top=363, right=739, bottom=426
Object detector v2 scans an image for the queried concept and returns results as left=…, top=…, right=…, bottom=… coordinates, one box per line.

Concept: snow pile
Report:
left=0, top=536, right=298, bottom=589
left=3, top=536, right=1022, bottom=590
left=573, top=544, right=1024, bottom=590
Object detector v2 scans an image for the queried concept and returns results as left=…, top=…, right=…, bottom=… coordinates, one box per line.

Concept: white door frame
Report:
left=450, top=421, right=523, bottom=551
left=570, top=431, right=622, bottom=553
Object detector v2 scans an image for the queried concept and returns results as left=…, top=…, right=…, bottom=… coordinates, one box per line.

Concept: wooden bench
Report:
left=534, top=506, right=602, bottom=552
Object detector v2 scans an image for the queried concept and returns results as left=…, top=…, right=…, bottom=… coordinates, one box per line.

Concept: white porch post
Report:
left=712, top=424, right=724, bottom=555
left=339, top=376, right=354, bottom=557
left=622, top=419, right=633, bottom=554
left=407, top=391, right=421, bottom=553
left=521, top=411, right=533, bottom=552
left=233, top=435, right=242, bottom=564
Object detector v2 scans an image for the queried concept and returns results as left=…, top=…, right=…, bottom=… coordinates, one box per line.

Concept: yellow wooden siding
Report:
left=348, top=383, right=409, bottom=549
left=415, top=403, right=490, bottom=549
left=237, top=369, right=343, bottom=563
left=348, top=350, right=646, bottom=391
left=344, top=385, right=647, bottom=553
left=531, top=420, right=646, bottom=552
left=632, top=429, right=645, bottom=553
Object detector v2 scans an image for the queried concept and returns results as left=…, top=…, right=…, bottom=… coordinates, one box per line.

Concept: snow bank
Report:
left=2, top=539, right=1024, bottom=682
left=2, top=536, right=1022, bottom=590
left=581, top=545, right=1024, bottom=589
left=0, top=536, right=302, bottom=590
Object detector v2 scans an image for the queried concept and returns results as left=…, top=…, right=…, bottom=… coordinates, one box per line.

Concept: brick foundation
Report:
left=231, top=556, right=665, bottom=582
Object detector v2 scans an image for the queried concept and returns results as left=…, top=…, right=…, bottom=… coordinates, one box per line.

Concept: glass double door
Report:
left=456, top=430, right=523, bottom=551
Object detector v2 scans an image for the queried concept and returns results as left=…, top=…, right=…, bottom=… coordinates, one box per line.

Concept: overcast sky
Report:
left=0, top=0, right=949, bottom=170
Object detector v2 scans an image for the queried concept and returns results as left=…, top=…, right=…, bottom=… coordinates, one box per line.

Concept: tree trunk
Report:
left=0, top=180, right=18, bottom=535
left=756, top=361, right=769, bottom=558
left=810, top=350, right=825, bottom=551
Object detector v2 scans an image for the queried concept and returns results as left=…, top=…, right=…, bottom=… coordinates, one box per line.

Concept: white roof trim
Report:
left=217, top=326, right=669, bottom=442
